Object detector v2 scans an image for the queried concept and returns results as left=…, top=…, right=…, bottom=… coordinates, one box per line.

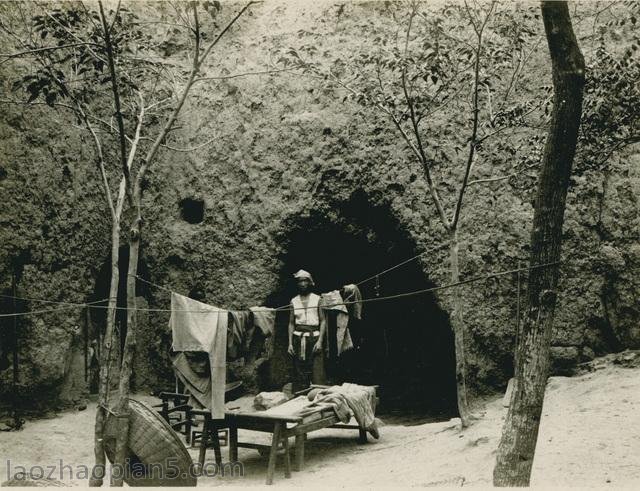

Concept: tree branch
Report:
left=107, top=0, right=122, bottom=35
left=590, top=136, right=640, bottom=169
left=161, top=136, right=218, bottom=153
left=467, top=174, right=512, bottom=186
left=125, top=91, right=145, bottom=172
left=194, top=67, right=294, bottom=83
left=98, top=0, right=132, bottom=206
left=0, top=42, right=102, bottom=61
left=0, top=97, right=76, bottom=112
left=42, top=7, right=107, bottom=64
left=134, top=2, right=255, bottom=201
left=198, top=2, right=256, bottom=67
left=451, top=0, right=495, bottom=230
left=468, top=161, right=541, bottom=187
left=464, top=0, right=480, bottom=37
left=76, top=104, right=116, bottom=219
left=399, top=3, right=451, bottom=230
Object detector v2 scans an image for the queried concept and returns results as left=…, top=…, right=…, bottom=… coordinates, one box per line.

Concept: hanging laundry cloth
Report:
left=321, top=290, right=353, bottom=356
left=172, top=352, right=211, bottom=410
left=249, top=306, right=276, bottom=337
left=342, top=284, right=363, bottom=320
left=228, top=310, right=252, bottom=357
left=249, top=306, right=276, bottom=358
left=170, top=292, right=227, bottom=419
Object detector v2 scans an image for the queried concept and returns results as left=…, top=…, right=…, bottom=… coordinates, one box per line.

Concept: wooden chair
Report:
left=153, top=391, right=196, bottom=444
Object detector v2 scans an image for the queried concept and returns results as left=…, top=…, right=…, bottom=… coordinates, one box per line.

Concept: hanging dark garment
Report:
left=172, top=352, right=212, bottom=410
left=342, top=284, right=364, bottom=349
left=343, top=284, right=363, bottom=320
left=321, top=290, right=353, bottom=356
left=249, top=306, right=276, bottom=337
left=227, top=310, right=252, bottom=359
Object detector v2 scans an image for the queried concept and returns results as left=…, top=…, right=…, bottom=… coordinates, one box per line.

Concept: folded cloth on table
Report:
left=338, top=382, right=378, bottom=437
left=253, top=391, right=290, bottom=411
left=297, top=392, right=351, bottom=422
left=299, top=383, right=379, bottom=438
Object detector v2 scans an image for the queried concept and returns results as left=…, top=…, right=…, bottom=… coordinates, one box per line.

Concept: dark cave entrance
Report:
left=89, top=245, right=150, bottom=393
left=268, top=193, right=458, bottom=419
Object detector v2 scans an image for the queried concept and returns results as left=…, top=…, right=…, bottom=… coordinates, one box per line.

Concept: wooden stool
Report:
left=197, top=415, right=225, bottom=467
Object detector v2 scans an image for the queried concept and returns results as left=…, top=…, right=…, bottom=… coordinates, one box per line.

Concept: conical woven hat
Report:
left=104, top=398, right=196, bottom=487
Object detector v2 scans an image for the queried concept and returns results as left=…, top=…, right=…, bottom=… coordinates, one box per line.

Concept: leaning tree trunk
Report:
left=448, top=227, right=471, bottom=427
left=89, top=218, right=122, bottom=487
left=493, top=1, right=585, bottom=486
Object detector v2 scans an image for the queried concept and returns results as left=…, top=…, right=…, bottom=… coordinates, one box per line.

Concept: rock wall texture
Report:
left=0, top=0, right=638, bottom=411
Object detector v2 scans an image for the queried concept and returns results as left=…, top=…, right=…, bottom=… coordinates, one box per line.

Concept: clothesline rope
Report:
left=0, top=298, right=109, bottom=318
left=0, top=261, right=560, bottom=318
left=129, top=274, right=282, bottom=312
left=355, top=249, right=430, bottom=287
left=130, top=260, right=559, bottom=311
left=131, top=274, right=292, bottom=311
left=0, top=236, right=487, bottom=312
left=132, top=243, right=436, bottom=304
left=132, top=275, right=173, bottom=294
left=0, top=294, right=110, bottom=307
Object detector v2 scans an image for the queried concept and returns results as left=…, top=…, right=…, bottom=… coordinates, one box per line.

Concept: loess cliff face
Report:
left=0, top=0, right=638, bottom=411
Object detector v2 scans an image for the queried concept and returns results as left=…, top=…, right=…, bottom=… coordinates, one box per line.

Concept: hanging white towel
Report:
left=170, top=292, right=227, bottom=419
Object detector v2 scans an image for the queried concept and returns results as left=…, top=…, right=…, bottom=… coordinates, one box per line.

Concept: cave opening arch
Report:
left=268, top=191, right=458, bottom=418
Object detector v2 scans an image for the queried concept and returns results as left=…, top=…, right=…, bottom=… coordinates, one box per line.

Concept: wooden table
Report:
left=193, top=386, right=377, bottom=485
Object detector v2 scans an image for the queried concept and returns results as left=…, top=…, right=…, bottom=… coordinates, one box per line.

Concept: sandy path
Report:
left=531, top=365, right=640, bottom=487
left=1, top=362, right=639, bottom=487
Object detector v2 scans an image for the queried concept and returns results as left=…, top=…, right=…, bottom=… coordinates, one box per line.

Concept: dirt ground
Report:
left=1, top=355, right=639, bottom=487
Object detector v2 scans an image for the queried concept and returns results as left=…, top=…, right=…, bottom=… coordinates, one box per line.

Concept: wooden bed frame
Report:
left=192, top=385, right=378, bottom=485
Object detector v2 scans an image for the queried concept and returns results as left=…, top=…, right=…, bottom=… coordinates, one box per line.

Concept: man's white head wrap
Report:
left=293, top=269, right=314, bottom=285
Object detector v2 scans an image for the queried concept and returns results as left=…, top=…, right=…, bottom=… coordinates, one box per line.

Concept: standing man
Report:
left=288, top=270, right=326, bottom=391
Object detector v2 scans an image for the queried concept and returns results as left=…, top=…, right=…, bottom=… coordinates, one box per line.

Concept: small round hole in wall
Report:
left=179, top=198, right=204, bottom=224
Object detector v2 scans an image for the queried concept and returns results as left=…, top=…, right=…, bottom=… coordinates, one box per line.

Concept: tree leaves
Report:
left=577, top=34, right=640, bottom=172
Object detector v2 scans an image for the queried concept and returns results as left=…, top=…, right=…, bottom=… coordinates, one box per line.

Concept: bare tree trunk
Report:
left=449, top=228, right=471, bottom=427
left=111, top=213, right=141, bottom=487
left=493, top=1, right=585, bottom=486
left=11, top=270, right=20, bottom=429
left=89, top=219, right=121, bottom=487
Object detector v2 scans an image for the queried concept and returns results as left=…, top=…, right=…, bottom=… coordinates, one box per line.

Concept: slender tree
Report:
left=493, top=1, right=585, bottom=485
left=0, top=1, right=256, bottom=485
left=112, top=4, right=255, bottom=484
left=0, top=4, right=132, bottom=482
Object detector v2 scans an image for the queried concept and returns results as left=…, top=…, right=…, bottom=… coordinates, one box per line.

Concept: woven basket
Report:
left=104, top=398, right=196, bottom=487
